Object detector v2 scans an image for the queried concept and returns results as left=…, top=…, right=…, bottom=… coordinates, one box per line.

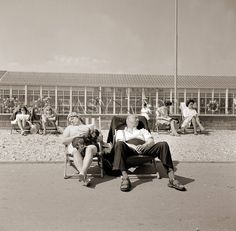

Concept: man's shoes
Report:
left=120, top=177, right=131, bottom=192
left=168, top=179, right=186, bottom=191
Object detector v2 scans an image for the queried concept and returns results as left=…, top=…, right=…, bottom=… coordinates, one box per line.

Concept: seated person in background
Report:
left=41, top=106, right=57, bottom=135
left=112, top=114, right=186, bottom=192
left=156, top=100, right=180, bottom=136
left=140, top=102, right=152, bottom=121
left=181, top=99, right=205, bottom=135
left=11, top=105, right=33, bottom=135
left=141, top=102, right=152, bottom=130
left=62, top=112, right=99, bottom=186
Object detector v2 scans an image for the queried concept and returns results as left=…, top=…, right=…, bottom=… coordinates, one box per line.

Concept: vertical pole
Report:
left=84, top=87, right=87, bottom=114
left=127, top=88, right=130, bottom=114
left=198, top=89, right=201, bottom=114
left=40, top=86, right=43, bottom=99
left=10, top=87, right=12, bottom=99
left=174, top=0, right=178, bottom=114
left=170, top=88, right=173, bottom=114
left=25, top=85, right=27, bottom=105
left=225, top=88, right=228, bottom=114
left=55, top=86, right=58, bottom=112
left=156, top=89, right=159, bottom=109
left=69, top=86, right=72, bottom=113
left=98, top=86, right=102, bottom=130
left=113, top=88, right=116, bottom=114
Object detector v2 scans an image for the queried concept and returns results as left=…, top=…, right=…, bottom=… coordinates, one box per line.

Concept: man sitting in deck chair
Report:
left=62, top=112, right=101, bottom=186
left=113, top=114, right=186, bottom=192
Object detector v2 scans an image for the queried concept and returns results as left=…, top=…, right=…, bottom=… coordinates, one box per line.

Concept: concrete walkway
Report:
left=0, top=162, right=236, bottom=231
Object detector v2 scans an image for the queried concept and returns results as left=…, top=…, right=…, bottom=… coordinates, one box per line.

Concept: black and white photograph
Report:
left=0, top=0, right=236, bottom=230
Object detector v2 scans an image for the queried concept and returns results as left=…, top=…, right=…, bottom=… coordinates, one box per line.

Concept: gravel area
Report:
left=0, top=129, right=236, bottom=162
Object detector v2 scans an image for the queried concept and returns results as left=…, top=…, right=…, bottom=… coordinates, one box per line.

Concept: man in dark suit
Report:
left=112, top=114, right=186, bottom=192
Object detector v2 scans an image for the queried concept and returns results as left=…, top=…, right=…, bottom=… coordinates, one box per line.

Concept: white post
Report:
left=84, top=87, right=87, bottom=114
left=198, top=89, right=200, bottom=114
left=225, top=88, right=228, bottom=114
left=113, top=88, right=116, bottom=114
left=156, top=89, right=159, bottom=108
left=10, top=87, right=12, bottom=99
left=25, top=85, right=27, bottom=105
left=40, top=86, right=43, bottom=99
left=69, top=86, right=72, bottom=113
left=127, top=88, right=130, bottom=114
left=55, top=86, right=58, bottom=111
left=170, top=88, right=173, bottom=114
left=184, top=89, right=187, bottom=103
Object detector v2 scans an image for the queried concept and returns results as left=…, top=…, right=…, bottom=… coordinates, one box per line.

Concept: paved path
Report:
left=0, top=162, right=236, bottom=231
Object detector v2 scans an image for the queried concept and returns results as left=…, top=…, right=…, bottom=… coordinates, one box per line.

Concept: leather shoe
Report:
left=168, top=179, right=186, bottom=191
left=120, top=178, right=131, bottom=192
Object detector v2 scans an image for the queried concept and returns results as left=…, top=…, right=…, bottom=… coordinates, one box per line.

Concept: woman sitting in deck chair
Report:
left=41, top=106, right=58, bottom=135
left=155, top=100, right=180, bottom=136
left=180, top=99, right=205, bottom=135
left=11, top=105, right=35, bottom=135
left=62, top=112, right=101, bottom=186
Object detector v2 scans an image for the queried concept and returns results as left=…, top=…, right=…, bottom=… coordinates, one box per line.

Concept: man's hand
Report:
left=135, top=144, right=146, bottom=154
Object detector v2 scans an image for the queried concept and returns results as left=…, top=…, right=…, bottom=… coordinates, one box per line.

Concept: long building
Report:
left=1, top=71, right=236, bottom=129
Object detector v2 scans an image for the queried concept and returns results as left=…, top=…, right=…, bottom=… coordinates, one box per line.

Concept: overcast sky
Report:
left=0, top=0, right=236, bottom=75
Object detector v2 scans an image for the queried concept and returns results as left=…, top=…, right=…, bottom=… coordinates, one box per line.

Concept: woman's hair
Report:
left=186, top=99, right=195, bottom=107
left=67, top=112, right=85, bottom=125
left=164, top=100, right=172, bottom=106
left=20, top=106, right=29, bottom=114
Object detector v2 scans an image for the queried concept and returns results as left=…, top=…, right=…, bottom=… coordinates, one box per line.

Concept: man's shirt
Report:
left=116, top=127, right=152, bottom=142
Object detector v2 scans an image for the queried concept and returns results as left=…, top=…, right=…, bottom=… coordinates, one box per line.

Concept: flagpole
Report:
left=174, top=0, right=178, bottom=114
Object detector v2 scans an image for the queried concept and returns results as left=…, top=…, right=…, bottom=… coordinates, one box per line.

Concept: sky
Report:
left=0, top=0, right=236, bottom=76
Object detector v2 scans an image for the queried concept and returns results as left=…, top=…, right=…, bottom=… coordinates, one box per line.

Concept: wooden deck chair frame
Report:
left=10, top=121, right=31, bottom=134
left=107, top=115, right=161, bottom=179
left=64, top=143, right=104, bottom=179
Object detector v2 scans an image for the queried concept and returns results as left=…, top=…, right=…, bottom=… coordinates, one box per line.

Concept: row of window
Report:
left=0, top=86, right=236, bottom=115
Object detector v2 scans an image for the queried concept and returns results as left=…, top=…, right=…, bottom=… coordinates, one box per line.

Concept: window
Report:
left=115, top=88, right=128, bottom=114
left=86, top=87, right=99, bottom=114
left=57, top=88, right=70, bottom=114
left=101, top=87, right=114, bottom=114
left=213, top=89, right=225, bottom=114
left=72, top=88, right=85, bottom=114
left=228, top=90, right=236, bottom=115
left=143, top=88, right=157, bottom=111
left=130, top=88, right=142, bottom=114
left=27, top=87, right=40, bottom=108
left=0, top=87, right=11, bottom=113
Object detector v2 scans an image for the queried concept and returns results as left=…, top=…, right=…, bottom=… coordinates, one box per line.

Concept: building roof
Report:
left=0, top=71, right=236, bottom=89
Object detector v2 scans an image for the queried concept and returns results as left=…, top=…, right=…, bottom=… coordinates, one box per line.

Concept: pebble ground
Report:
left=0, top=129, right=235, bottom=162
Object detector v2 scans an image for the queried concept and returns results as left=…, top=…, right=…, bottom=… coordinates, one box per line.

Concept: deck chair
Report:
left=41, top=106, right=62, bottom=134
left=63, top=117, right=104, bottom=179
left=64, top=142, right=104, bottom=179
left=179, top=102, right=194, bottom=132
left=10, top=107, right=31, bottom=134
left=107, top=115, right=160, bottom=179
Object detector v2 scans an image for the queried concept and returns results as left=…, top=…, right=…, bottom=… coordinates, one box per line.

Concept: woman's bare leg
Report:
left=81, top=145, right=97, bottom=176
left=196, top=117, right=205, bottom=131
left=170, top=120, right=180, bottom=136
left=17, top=120, right=24, bottom=134
left=191, top=116, right=198, bottom=135
left=72, top=149, right=83, bottom=173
